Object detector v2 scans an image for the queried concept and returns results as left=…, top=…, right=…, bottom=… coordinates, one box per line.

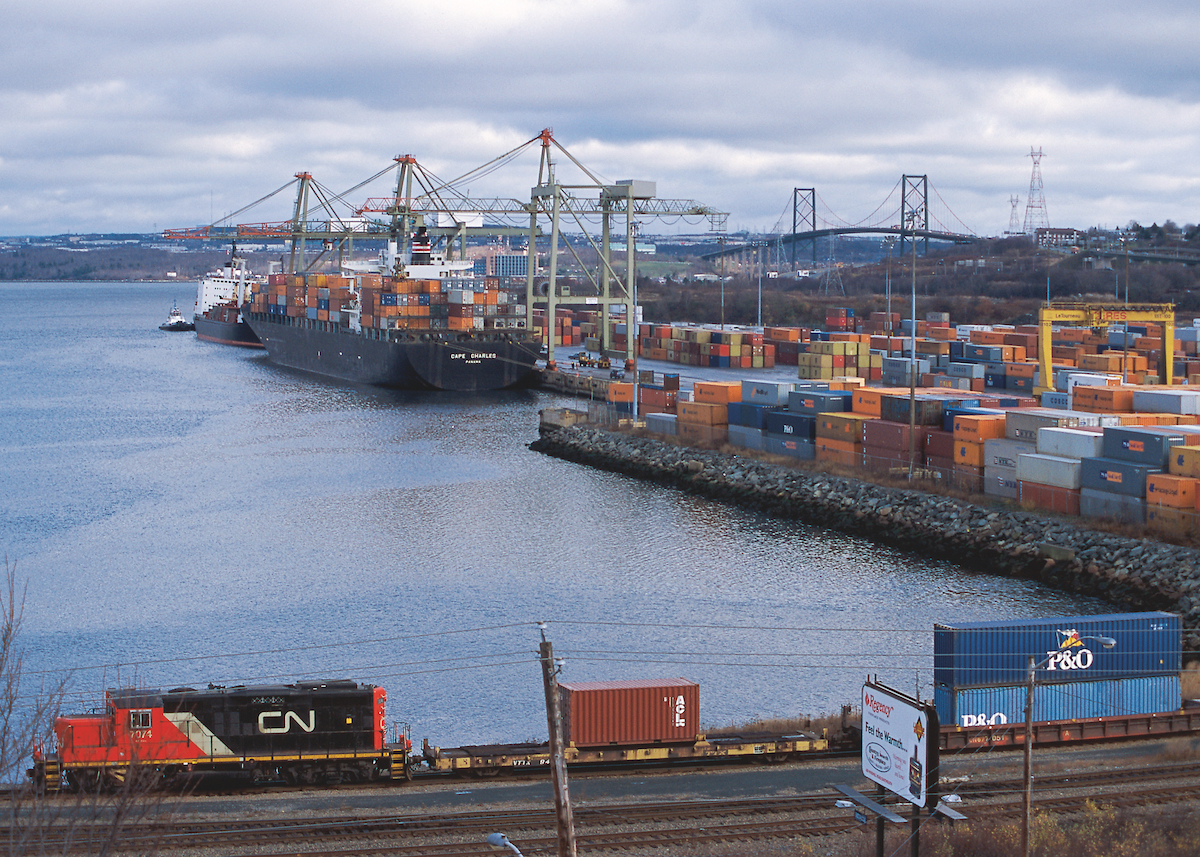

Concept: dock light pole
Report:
left=749, top=240, right=768, bottom=328
left=1022, top=635, right=1116, bottom=857
left=882, top=235, right=896, bottom=330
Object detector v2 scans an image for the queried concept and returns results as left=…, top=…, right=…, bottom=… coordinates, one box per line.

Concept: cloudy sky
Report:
left=3, top=0, right=1198, bottom=238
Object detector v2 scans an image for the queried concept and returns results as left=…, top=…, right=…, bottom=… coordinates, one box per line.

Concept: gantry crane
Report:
left=165, top=129, right=729, bottom=370
left=1037, top=301, right=1176, bottom=392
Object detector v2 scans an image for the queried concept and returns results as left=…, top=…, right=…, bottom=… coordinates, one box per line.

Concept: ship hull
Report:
left=245, top=312, right=540, bottom=392
left=194, top=315, right=263, bottom=348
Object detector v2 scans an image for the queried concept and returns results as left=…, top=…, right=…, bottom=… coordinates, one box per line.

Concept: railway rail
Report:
left=18, top=759, right=1200, bottom=855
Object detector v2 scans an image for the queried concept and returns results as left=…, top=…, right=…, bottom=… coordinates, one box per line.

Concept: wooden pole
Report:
left=540, top=637, right=577, bottom=857
left=1022, top=655, right=1034, bottom=857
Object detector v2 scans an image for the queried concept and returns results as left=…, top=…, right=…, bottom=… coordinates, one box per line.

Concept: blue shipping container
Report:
left=727, top=402, right=777, bottom=430
left=1102, top=427, right=1187, bottom=468
left=934, top=612, right=1181, bottom=689
left=936, top=675, right=1180, bottom=728
left=765, top=412, right=816, bottom=439
left=1079, top=456, right=1160, bottom=497
left=787, top=390, right=852, bottom=415
left=763, top=433, right=815, bottom=460
left=727, top=424, right=766, bottom=451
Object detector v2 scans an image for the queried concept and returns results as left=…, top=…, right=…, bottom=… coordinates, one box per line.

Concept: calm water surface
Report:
left=0, top=282, right=1112, bottom=745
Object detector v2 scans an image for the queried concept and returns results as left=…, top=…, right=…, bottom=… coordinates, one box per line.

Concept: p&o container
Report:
left=559, top=678, right=699, bottom=747
left=936, top=674, right=1180, bottom=728
left=934, top=612, right=1180, bottom=689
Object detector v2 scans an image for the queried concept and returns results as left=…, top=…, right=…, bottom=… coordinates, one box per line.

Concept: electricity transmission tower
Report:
left=1022, top=147, right=1049, bottom=235
left=1007, top=195, right=1022, bottom=235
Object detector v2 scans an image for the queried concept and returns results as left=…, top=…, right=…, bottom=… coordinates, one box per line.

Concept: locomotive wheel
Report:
left=281, top=766, right=298, bottom=786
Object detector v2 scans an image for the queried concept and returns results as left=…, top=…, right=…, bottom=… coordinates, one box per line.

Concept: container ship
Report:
left=243, top=243, right=541, bottom=392
left=193, top=255, right=263, bottom=348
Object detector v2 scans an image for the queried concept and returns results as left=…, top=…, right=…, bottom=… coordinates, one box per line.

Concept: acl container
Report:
left=558, top=679, right=699, bottom=747
left=934, top=612, right=1181, bottom=689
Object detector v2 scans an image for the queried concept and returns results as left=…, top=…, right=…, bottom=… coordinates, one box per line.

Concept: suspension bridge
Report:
left=704, top=175, right=979, bottom=267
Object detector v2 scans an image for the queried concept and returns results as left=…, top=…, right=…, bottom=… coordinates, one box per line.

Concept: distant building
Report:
left=1035, top=227, right=1083, bottom=248
left=489, top=254, right=529, bottom=278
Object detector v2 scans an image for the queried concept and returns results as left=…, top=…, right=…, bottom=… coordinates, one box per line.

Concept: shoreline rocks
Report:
left=531, top=424, right=1200, bottom=655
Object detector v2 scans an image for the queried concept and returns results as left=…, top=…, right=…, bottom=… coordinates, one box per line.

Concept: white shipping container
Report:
left=1017, top=453, right=1083, bottom=489
left=1036, top=427, right=1105, bottom=459
left=1131, top=388, right=1200, bottom=415
left=1005, top=409, right=1081, bottom=442
left=984, top=438, right=1036, bottom=470
left=741, top=380, right=794, bottom=407
left=983, top=465, right=1020, bottom=500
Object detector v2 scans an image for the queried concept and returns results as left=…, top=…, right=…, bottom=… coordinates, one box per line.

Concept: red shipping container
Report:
left=559, top=678, right=699, bottom=746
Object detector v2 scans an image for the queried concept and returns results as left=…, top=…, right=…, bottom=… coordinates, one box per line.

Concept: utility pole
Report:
left=538, top=625, right=576, bottom=857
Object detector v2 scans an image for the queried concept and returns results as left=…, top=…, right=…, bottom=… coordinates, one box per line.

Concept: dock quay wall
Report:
left=531, top=423, right=1200, bottom=654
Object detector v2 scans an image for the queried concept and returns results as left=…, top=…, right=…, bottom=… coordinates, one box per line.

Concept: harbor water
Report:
left=0, top=281, right=1113, bottom=747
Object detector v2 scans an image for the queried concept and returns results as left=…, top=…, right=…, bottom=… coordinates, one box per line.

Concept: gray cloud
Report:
left=2, top=0, right=1197, bottom=236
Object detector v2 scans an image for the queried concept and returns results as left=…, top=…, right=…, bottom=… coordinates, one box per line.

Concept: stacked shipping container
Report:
left=934, top=613, right=1181, bottom=728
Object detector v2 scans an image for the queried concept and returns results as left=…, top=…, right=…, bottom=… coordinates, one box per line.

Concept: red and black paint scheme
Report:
left=37, top=680, right=409, bottom=792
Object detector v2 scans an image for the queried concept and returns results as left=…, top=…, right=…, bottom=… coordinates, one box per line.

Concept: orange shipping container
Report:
left=693, top=381, right=742, bottom=404
left=1168, top=445, right=1200, bottom=479
left=852, top=388, right=884, bottom=418
left=607, top=382, right=635, bottom=403
left=954, top=440, right=985, bottom=468
left=1146, top=506, right=1196, bottom=538
left=1146, top=474, right=1198, bottom=509
left=952, top=414, right=1007, bottom=442
left=815, top=438, right=862, bottom=468
left=678, top=401, right=728, bottom=426
left=817, top=413, right=871, bottom=442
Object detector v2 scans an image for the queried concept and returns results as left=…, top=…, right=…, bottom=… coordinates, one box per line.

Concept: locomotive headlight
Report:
left=346, top=717, right=352, bottom=725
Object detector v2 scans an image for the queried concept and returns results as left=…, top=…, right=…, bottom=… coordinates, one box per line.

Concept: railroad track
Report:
left=18, top=760, right=1200, bottom=855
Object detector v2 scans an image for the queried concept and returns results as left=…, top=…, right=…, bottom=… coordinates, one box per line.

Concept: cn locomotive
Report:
left=34, top=680, right=411, bottom=792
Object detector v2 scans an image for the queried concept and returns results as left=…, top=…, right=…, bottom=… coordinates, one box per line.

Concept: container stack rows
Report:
left=250, top=273, right=529, bottom=332
left=631, top=373, right=1200, bottom=534
left=934, top=613, right=1182, bottom=728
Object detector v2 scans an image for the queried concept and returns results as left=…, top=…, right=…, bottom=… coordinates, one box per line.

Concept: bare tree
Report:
left=2, top=558, right=174, bottom=856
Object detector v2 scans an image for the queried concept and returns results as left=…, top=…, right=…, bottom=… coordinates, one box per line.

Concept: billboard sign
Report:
left=862, top=681, right=931, bottom=807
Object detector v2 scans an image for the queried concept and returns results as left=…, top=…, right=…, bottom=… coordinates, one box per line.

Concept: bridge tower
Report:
left=900, top=175, right=929, bottom=258
left=1007, top=195, right=1022, bottom=235
left=791, top=188, right=816, bottom=268
left=1022, top=147, right=1049, bottom=235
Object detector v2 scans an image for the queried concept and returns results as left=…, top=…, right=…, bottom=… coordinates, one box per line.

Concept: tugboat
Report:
left=159, top=300, right=195, bottom=332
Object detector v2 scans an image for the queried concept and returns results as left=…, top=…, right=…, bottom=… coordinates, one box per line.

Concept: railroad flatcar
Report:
left=39, top=680, right=410, bottom=792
